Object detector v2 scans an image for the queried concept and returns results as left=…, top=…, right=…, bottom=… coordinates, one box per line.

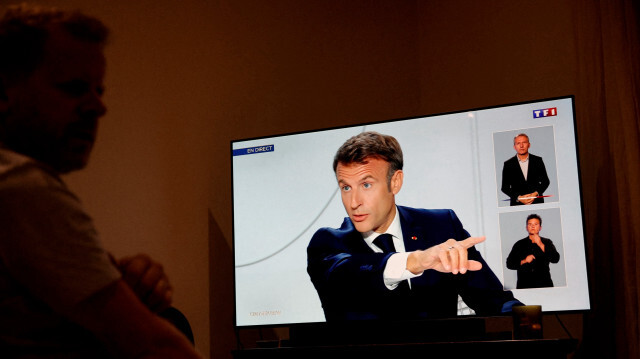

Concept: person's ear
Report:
left=390, top=170, right=403, bottom=195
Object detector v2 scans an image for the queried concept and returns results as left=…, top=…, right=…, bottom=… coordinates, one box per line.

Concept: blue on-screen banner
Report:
left=233, top=144, right=275, bottom=156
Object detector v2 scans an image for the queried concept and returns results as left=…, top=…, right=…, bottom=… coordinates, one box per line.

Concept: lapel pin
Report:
left=411, top=236, right=417, bottom=240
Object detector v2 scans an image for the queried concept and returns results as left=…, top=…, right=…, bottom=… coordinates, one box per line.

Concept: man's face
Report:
left=335, top=157, right=402, bottom=234
left=1, top=27, right=107, bottom=173
left=527, top=218, right=541, bottom=236
left=513, top=135, right=530, bottom=157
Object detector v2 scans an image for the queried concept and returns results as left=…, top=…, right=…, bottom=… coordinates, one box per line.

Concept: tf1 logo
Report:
left=533, top=107, right=557, bottom=118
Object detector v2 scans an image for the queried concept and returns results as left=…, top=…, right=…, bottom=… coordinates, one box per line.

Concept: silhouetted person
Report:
left=0, top=4, right=201, bottom=357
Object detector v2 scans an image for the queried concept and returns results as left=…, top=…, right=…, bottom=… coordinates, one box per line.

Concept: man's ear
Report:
left=390, top=170, right=403, bottom=195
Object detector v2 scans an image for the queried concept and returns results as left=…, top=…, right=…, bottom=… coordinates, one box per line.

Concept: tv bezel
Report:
left=230, top=94, right=591, bottom=333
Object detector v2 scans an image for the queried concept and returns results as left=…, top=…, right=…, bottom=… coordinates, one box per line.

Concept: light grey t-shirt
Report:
left=0, top=148, right=121, bottom=357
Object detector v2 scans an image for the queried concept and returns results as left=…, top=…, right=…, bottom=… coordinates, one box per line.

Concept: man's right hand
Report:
left=521, top=254, right=536, bottom=265
left=406, top=236, right=485, bottom=275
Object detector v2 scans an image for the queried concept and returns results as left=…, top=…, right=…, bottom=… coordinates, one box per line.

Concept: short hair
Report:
left=333, top=131, right=403, bottom=186
left=0, top=4, right=109, bottom=85
left=513, top=133, right=530, bottom=145
left=526, top=213, right=542, bottom=226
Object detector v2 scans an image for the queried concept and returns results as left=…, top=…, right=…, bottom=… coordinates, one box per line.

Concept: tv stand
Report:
left=233, top=338, right=577, bottom=359
left=287, top=317, right=489, bottom=346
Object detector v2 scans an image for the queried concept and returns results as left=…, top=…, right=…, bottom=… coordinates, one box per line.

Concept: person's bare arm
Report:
left=68, top=279, right=201, bottom=359
left=115, top=253, right=173, bottom=313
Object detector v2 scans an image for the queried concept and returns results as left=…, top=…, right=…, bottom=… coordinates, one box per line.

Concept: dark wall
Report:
left=30, top=0, right=634, bottom=358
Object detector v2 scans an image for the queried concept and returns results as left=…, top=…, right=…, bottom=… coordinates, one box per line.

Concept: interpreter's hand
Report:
left=530, top=234, right=542, bottom=246
left=521, top=254, right=536, bottom=265
left=518, top=192, right=537, bottom=205
left=531, top=235, right=546, bottom=253
left=116, top=253, right=173, bottom=313
left=407, top=236, right=485, bottom=275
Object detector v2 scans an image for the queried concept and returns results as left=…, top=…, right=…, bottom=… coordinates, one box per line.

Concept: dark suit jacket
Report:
left=501, top=154, right=550, bottom=206
left=306, top=206, right=518, bottom=322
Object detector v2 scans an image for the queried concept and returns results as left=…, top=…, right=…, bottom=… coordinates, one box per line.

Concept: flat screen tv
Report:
left=231, top=96, right=590, bottom=331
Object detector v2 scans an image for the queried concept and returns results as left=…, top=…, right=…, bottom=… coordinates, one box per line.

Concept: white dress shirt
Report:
left=362, top=206, right=422, bottom=290
left=518, top=154, right=530, bottom=180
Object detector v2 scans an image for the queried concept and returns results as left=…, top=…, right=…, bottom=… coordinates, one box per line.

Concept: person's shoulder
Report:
left=312, top=217, right=356, bottom=239
left=0, top=148, right=64, bottom=191
left=0, top=148, right=68, bottom=202
left=529, top=153, right=544, bottom=161
left=308, top=219, right=358, bottom=249
left=398, top=206, right=457, bottom=222
left=504, top=155, right=518, bottom=165
left=398, top=206, right=453, bottom=217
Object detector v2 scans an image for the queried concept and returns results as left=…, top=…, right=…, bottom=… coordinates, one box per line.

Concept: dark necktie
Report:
left=373, top=233, right=396, bottom=253
left=373, top=233, right=410, bottom=292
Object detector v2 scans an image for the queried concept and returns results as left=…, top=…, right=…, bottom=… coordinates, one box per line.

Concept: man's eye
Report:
left=342, top=185, right=351, bottom=192
left=57, top=80, right=90, bottom=96
left=363, top=183, right=372, bottom=189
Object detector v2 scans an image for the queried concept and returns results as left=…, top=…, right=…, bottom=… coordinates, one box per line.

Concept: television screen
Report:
left=231, top=96, right=590, bottom=327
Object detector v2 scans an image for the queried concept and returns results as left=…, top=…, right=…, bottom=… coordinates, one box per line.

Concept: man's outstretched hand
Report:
left=407, top=236, right=486, bottom=275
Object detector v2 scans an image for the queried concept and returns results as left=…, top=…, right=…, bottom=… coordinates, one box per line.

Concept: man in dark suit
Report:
left=307, top=132, right=520, bottom=322
left=501, top=133, right=550, bottom=206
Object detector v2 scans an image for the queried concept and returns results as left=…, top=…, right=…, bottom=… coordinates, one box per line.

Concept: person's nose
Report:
left=91, top=94, right=107, bottom=118
left=82, top=89, right=107, bottom=118
left=350, top=188, right=362, bottom=209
